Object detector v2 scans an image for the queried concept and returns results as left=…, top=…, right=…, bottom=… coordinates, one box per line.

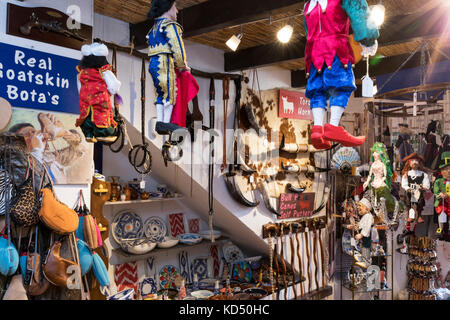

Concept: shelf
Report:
left=104, top=196, right=184, bottom=206
left=110, top=237, right=229, bottom=265
left=343, top=282, right=392, bottom=293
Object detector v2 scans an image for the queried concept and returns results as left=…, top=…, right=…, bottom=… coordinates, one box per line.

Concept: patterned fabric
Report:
left=114, top=262, right=138, bottom=297
left=169, top=213, right=185, bottom=237
left=149, top=54, right=176, bottom=106
left=178, top=251, right=191, bottom=283
left=0, top=169, right=12, bottom=216
left=210, top=245, right=220, bottom=278
left=304, top=0, right=379, bottom=73
left=76, top=64, right=117, bottom=131
left=188, top=219, right=200, bottom=234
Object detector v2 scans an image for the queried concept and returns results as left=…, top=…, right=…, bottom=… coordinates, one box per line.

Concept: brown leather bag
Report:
left=43, top=241, right=77, bottom=287
left=83, top=214, right=99, bottom=250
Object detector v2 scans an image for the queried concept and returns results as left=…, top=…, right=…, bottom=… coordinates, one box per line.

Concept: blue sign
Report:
left=0, top=42, right=79, bottom=114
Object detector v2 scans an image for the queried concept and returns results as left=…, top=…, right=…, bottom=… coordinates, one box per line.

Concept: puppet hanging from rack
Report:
left=303, top=0, right=380, bottom=150
left=75, top=42, right=122, bottom=143
left=434, top=151, right=450, bottom=236
left=146, top=0, right=197, bottom=137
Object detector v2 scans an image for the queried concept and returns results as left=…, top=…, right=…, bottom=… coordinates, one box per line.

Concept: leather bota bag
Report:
left=43, top=240, right=77, bottom=287
left=38, top=166, right=79, bottom=234
left=9, top=157, right=40, bottom=227
left=83, top=214, right=99, bottom=250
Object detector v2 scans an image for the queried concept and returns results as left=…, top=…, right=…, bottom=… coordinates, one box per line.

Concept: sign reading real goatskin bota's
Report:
left=278, top=89, right=314, bottom=120
left=279, top=192, right=316, bottom=219
left=0, top=42, right=79, bottom=114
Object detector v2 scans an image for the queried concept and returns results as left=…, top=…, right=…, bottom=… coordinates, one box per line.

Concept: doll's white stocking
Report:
left=330, top=106, right=345, bottom=126
left=156, top=104, right=164, bottom=122
left=163, top=104, right=174, bottom=123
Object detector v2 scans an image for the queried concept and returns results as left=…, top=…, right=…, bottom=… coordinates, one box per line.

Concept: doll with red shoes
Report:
left=303, top=0, right=380, bottom=149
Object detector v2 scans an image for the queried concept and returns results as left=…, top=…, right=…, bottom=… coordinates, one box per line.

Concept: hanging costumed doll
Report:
left=434, top=151, right=450, bottom=234
left=76, top=42, right=121, bottom=143
left=401, top=153, right=430, bottom=227
left=146, top=0, right=195, bottom=135
left=304, top=0, right=380, bottom=149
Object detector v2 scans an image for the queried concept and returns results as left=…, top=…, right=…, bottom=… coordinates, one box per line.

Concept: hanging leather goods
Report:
left=288, top=224, right=297, bottom=299
left=128, top=58, right=152, bottom=174
left=101, top=47, right=127, bottom=153
left=208, top=78, right=217, bottom=243
left=69, top=232, right=90, bottom=300
left=304, top=223, right=311, bottom=293
left=243, top=69, right=265, bottom=134
left=221, top=77, right=230, bottom=173
left=279, top=225, right=288, bottom=300
left=294, top=223, right=304, bottom=297
left=312, top=222, right=319, bottom=290
left=266, top=225, right=276, bottom=300
left=273, top=242, right=280, bottom=300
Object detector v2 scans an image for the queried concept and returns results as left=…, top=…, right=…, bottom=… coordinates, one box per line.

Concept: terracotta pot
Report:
left=109, top=176, right=122, bottom=202
left=140, top=192, right=150, bottom=200
left=123, top=185, right=132, bottom=201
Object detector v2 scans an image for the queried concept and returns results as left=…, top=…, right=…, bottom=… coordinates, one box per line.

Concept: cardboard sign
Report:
left=278, top=89, right=313, bottom=120
left=0, top=42, right=79, bottom=114
left=279, top=192, right=316, bottom=219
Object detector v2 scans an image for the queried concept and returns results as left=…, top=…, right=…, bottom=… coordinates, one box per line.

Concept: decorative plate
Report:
left=157, top=236, right=179, bottom=249
left=223, top=242, right=244, bottom=264
left=159, top=265, right=181, bottom=290
left=107, top=288, right=135, bottom=300
left=120, top=238, right=156, bottom=255
left=199, top=230, right=222, bottom=241
left=144, top=216, right=168, bottom=243
left=191, top=258, right=208, bottom=280
left=112, top=211, right=144, bottom=243
left=178, top=233, right=203, bottom=245
left=139, top=277, right=158, bottom=296
left=231, top=261, right=252, bottom=283
left=190, top=290, right=214, bottom=300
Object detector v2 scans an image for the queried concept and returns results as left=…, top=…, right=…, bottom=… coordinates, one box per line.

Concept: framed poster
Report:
left=1, top=107, right=93, bottom=185
left=278, top=89, right=314, bottom=121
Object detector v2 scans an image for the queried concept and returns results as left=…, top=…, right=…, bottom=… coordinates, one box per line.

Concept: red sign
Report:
left=279, top=192, right=316, bottom=219
left=278, top=89, right=313, bottom=120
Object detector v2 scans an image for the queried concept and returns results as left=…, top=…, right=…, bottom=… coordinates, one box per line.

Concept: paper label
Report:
left=362, top=76, right=374, bottom=98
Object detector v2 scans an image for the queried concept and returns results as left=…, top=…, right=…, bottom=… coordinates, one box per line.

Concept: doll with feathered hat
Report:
left=75, top=42, right=121, bottom=143
left=146, top=0, right=191, bottom=136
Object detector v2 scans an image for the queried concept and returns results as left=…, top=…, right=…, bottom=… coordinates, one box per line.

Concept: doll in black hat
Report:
left=146, top=0, right=191, bottom=135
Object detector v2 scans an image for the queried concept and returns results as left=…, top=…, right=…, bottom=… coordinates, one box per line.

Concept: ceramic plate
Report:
left=191, top=258, right=208, bottom=280
left=107, top=288, right=134, bottom=300
left=178, top=233, right=203, bottom=245
left=157, top=236, right=179, bottom=249
left=223, top=242, right=244, bottom=264
left=159, top=265, right=181, bottom=290
left=231, top=261, right=252, bottom=283
left=144, top=216, right=168, bottom=243
left=198, top=230, right=222, bottom=241
left=139, top=277, right=158, bottom=296
left=190, top=290, right=214, bottom=300
left=121, top=239, right=157, bottom=255
left=112, top=211, right=144, bottom=244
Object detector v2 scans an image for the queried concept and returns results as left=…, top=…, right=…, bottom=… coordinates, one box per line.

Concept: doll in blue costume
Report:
left=146, top=0, right=191, bottom=135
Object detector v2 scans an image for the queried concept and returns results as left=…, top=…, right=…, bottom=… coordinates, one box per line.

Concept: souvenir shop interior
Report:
left=0, top=0, right=449, bottom=302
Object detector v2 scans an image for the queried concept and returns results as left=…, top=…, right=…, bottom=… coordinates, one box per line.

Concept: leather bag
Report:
left=9, top=158, right=40, bottom=227
left=77, top=239, right=93, bottom=276
left=83, top=214, right=99, bottom=250
left=92, top=252, right=109, bottom=287
left=43, top=241, right=77, bottom=287
left=24, top=227, right=51, bottom=296
left=2, top=275, right=28, bottom=300
left=0, top=235, right=19, bottom=277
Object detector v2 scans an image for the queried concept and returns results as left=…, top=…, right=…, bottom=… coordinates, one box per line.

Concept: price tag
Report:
left=140, top=180, right=146, bottom=190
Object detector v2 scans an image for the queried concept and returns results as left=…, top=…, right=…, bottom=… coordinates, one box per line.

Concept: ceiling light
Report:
left=277, top=24, right=293, bottom=44
left=226, top=25, right=243, bottom=51
left=369, top=4, right=385, bottom=28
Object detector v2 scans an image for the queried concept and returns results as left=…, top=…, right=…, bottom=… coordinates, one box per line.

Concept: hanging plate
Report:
left=111, top=211, right=144, bottom=244
left=144, top=216, right=168, bottom=243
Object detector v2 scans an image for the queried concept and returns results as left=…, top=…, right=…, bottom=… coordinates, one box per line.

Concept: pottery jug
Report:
left=109, top=176, right=122, bottom=202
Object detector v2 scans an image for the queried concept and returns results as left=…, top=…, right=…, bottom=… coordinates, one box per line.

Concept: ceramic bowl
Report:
left=157, top=236, right=179, bottom=249
left=190, top=290, right=214, bottom=300
left=107, top=289, right=135, bottom=300
left=178, top=233, right=203, bottom=245
left=120, top=238, right=157, bottom=255
left=198, top=230, right=222, bottom=241
left=199, top=278, right=221, bottom=290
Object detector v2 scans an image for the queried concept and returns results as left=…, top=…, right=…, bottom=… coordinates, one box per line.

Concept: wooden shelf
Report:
left=104, top=196, right=184, bottom=207
left=110, top=237, right=229, bottom=265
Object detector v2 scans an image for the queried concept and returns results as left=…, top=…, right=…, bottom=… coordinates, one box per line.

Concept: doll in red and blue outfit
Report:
left=304, top=0, right=380, bottom=149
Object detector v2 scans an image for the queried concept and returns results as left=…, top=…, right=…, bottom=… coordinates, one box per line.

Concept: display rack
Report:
left=104, top=195, right=184, bottom=206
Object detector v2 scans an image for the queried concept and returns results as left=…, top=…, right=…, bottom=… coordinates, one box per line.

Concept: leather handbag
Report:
left=2, top=275, right=28, bottom=300
left=83, top=214, right=99, bottom=250
left=43, top=241, right=77, bottom=287
left=9, top=157, right=40, bottom=227
left=92, top=252, right=109, bottom=288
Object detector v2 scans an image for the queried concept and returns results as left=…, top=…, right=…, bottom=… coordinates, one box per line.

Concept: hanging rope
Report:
left=208, top=78, right=216, bottom=243
left=128, top=58, right=152, bottom=175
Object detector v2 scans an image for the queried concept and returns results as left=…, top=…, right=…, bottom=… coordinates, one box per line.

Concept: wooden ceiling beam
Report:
left=225, top=6, right=449, bottom=72
left=130, top=0, right=303, bottom=49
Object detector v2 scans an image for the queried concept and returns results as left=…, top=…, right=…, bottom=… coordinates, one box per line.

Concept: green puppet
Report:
left=434, top=151, right=450, bottom=234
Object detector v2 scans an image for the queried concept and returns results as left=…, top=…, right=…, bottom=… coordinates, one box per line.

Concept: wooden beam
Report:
left=130, top=0, right=302, bottom=49
left=225, top=6, right=449, bottom=72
